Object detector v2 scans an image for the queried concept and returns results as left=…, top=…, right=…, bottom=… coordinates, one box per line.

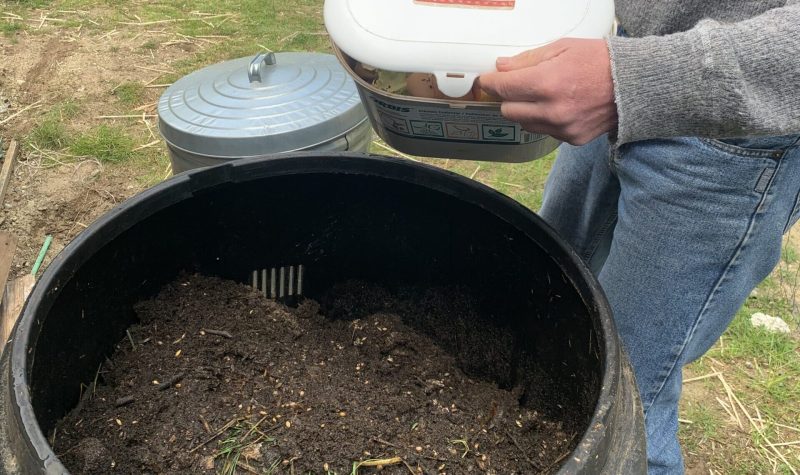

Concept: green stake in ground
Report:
left=31, top=235, right=52, bottom=277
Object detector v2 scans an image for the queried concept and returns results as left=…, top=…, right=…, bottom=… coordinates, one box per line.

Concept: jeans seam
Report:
left=698, top=138, right=785, bottom=160
left=641, top=159, right=781, bottom=414
left=582, top=211, right=618, bottom=264
left=783, top=188, right=800, bottom=234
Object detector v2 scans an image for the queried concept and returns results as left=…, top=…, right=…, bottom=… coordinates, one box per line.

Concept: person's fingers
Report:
left=495, top=41, right=568, bottom=72
left=500, top=101, right=547, bottom=125
left=501, top=102, right=604, bottom=145
left=478, top=68, right=548, bottom=102
left=500, top=102, right=571, bottom=139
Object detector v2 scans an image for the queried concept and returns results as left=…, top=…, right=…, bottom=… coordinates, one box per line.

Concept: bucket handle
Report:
left=249, top=52, right=276, bottom=83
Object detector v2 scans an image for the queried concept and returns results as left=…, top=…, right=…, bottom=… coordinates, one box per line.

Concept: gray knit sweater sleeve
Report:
left=608, top=1, right=800, bottom=144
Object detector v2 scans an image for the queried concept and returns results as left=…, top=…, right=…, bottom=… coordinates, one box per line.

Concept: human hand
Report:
left=478, top=38, right=617, bottom=145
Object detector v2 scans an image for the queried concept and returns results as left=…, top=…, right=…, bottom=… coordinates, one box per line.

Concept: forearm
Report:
left=609, top=1, right=800, bottom=144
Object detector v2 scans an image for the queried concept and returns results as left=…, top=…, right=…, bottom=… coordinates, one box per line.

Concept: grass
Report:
left=113, top=82, right=145, bottom=106
left=214, top=418, right=276, bottom=475
left=29, top=117, right=68, bottom=150
left=677, top=249, right=800, bottom=473
left=680, top=403, right=721, bottom=453
left=69, top=125, right=136, bottom=162
left=28, top=101, right=80, bottom=150
left=139, top=40, right=158, bottom=50
left=1, top=21, right=24, bottom=37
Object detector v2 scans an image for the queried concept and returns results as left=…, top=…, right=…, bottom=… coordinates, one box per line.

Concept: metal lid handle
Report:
left=249, top=52, right=276, bottom=83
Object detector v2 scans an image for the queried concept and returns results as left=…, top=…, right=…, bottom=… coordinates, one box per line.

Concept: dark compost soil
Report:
left=53, top=274, right=582, bottom=474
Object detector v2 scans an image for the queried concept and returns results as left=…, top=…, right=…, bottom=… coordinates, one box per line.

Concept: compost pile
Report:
left=53, top=274, right=579, bottom=474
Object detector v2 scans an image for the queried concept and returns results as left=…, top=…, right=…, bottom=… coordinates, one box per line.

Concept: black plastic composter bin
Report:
left=0, top=153, right=645, bottom=474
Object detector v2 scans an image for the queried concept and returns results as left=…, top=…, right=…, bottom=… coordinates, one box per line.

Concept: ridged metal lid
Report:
left=158, top=52, right=367, bottom=158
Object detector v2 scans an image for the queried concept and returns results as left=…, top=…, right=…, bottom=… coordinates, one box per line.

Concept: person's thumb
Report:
left=495, top=41, right=567, bottom=72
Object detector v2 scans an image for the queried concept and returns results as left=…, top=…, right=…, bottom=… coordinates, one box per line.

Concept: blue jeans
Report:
left=539, top=135, right=800, bottom=474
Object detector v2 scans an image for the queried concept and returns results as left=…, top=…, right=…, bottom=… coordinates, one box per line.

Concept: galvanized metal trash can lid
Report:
left=158, top=52, right=368, bottom=158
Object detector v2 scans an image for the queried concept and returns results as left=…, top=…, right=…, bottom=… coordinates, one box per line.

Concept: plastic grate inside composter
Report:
left=251, top=265, right=304, bottom=302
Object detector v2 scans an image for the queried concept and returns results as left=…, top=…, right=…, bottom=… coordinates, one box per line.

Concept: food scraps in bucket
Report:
left=355, top=63, right=500, bottom=102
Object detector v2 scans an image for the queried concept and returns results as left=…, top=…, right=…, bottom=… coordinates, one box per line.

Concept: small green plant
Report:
left=28, top=101, right=80, bottom=150
left=1, top=21, right=23, bottom=37
left=29, top=117, right=68, bottom=150
left=780, top=243, right=799, bottom=264
left=59, top=100, right=79, bottom=118
left=140, top=40, right=158, bottom=50
left=214, top=419, right=277, bottom=475
left=450, top=438, right=470, bottom=458
left=113, top=82, right=145, bottom=106
left=216, top=426, right=244, bottom=475
left=69, top=125, right=135, bottom=162
left=264, top=458, right=281, bottom=475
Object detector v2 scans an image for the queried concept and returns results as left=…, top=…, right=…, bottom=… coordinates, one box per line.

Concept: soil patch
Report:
left=0, top=155, right=135, bottom=277
left=53, top=274, right=580, bottom=474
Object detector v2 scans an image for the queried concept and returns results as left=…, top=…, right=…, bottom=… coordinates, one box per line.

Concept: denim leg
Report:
left=598, top=137, right=800, bottom=473
left=539, top=135, right=800, bottom=474
left=539, top=136, right=620, bottom=274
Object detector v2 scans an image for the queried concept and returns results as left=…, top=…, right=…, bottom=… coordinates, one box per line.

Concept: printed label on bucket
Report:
left=365, top=91, right=545, bottom=145
left=415, top=0, right=516, bottom=9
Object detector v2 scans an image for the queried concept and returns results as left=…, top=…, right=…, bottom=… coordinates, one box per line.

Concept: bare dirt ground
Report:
left=0, top=8, right=210, bottom=276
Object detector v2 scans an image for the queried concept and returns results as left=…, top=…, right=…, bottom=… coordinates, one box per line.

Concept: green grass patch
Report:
left=140, top=40, right=158, bottom=51
left=69, top=125, right=136, bottom=163
left=214, top=420, right=277, bottom=475
left=29, top=117, right=68, bottom=150
left=4, top=0, right=52, bottom=8
left=714, top=294, right=797, bottom=367
left=113, top=82, right=145, bottom=106
left=685, top=268, right=799, bottom=473
left=28, top=101, right=81, bottom=150
left=1, top=21, right=24, bottom=36
left=682, top=403, right=721, bottom=442
left=781, top=244, right=798, bottom=264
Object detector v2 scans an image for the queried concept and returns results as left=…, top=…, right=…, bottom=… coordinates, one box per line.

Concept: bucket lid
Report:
left=158, top=52, right=367, bottom=158
left=324, top=0, right=614, bottom=97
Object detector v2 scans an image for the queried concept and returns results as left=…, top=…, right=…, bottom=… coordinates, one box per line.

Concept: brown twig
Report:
left=541, top=449, right=571, bottom=474
left=371, top=437, right=401, bottom=449
left=199, top=415, right=212, bottom=434
left=96, top=114, right=157, bottom=119
left=133, top=140, right=160, bottom=151
left=717, top=372, right=743, bottom=429
left=717, top=372, right=798, bottom=474
left=0, top=100, right=43, bottom=126
left=157, top=372, right=185, bottom=391
left=242, top=415, right=270, bottom=440
left=202, top=328, right=233, bottom=339
left=354, top=457, right=403, bottom=473
left=402, top=459, right=419, bottom=475
left=236, top=460, right=261, bottom=474
left=133, top=65, right=175, bottom=75
left=683, top=372, right=721, bottom=383
left=469, top=165, right=481, bottom=180
left=505, top=430, right=542, bottom=470
left=118, top=18, right=190, bottom=26
left=371, top=140, right=420, bottom=162
left=133, top=101, right=158, bottom=112
left=188, top=416, right=245, bottom=453
left=115, top=396, right=135, bottom=407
